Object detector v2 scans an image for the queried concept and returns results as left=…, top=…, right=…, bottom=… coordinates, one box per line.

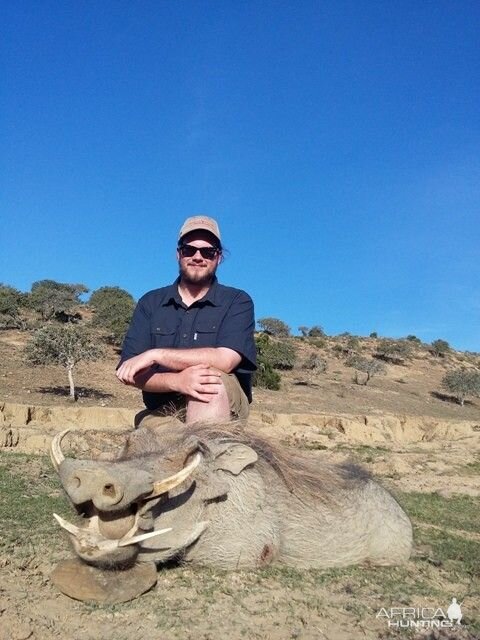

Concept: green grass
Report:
left=0, top=451, right=70, bottom=549
left=335, top=444, right=390, bottom=463
left=398, top=491, right=480, bottom=534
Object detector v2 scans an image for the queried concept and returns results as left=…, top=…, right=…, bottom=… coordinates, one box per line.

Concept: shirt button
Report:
left=183, top=334, right=187, bottom=338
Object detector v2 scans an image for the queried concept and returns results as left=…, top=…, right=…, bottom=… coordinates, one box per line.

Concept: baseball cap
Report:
left=178, top=216, right=221, bottom=245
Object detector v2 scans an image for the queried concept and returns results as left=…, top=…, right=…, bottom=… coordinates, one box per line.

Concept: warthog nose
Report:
left=103, top=483, right=118, bottom=499
left=95, top=480, right=124, bottom=508
left=66, top=470, right=125, bottom=508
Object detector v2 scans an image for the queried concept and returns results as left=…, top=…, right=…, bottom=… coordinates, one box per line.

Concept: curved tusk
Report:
left=53, top=512, right=84, bottom=537
left=118, top=528, right=172, bottom=547
left=148, top=452, right=202, bottom=498
left=50, top=429, right=69, bottom=471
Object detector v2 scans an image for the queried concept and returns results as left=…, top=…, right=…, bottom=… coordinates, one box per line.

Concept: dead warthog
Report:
left=51, top=422, right=413, bottom=571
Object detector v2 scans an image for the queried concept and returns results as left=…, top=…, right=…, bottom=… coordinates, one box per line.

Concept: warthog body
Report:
left=52, top=423, right=412, bottom=570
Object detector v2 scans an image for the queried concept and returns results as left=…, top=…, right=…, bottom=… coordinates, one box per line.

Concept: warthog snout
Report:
left=65, top=468, right=125, bottom=509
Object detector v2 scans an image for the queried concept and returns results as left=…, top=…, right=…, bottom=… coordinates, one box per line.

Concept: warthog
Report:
left=51, top=422, right=413, bottom=570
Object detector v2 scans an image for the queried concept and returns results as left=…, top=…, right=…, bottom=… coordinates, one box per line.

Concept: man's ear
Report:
left=214, top=443, right=258, bottom=475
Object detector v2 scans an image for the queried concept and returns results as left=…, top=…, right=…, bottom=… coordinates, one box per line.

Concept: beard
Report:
left=179, top=262, right=217, bottom=287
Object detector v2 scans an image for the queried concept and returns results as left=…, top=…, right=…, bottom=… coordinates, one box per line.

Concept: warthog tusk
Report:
left=53, top=512, right=82, bottom=536
left=50, top=429, right=69, bottom=471
left=117, top=528, right=172, bottom=547
left=148, top=452, right=202, bottom=498
left=53, top=513, right=172, bottom=550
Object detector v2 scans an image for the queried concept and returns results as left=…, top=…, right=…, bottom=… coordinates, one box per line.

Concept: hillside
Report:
left=1, top=328, right=479, bottom=421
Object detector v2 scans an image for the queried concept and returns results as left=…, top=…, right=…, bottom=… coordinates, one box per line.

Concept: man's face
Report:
left=177, top=231, right=221, bottom=287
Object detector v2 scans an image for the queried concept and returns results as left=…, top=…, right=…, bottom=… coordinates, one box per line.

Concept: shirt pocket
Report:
left=193, top=320, right=218, bottom=347
left=151, top=325, right=177, bottom=348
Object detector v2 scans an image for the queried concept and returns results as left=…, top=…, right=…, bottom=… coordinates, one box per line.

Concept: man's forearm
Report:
left=133, top=369, right=180, bottom=393
left=151, top=347, right=240, bottom=372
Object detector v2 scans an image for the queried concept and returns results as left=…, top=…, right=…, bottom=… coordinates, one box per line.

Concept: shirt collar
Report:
left=162, top=277, right=220, bottom=307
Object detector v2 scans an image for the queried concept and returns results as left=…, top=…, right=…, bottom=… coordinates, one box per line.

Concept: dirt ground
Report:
left=1, top=330, right=479, bottom=639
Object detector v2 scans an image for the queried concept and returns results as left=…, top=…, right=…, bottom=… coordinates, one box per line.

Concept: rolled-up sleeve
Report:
left=216, top=291, right=256, bottom=372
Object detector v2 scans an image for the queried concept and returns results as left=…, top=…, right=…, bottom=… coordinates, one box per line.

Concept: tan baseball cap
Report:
left=178, top=216, right=221, bottom=245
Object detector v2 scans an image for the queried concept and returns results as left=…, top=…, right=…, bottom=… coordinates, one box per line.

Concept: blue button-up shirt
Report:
left=120, top=277, right=256, bottom=410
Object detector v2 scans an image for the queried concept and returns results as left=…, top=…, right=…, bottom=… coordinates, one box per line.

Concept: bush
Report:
left=346, top=354, right=386, bottom=385
left=375, top=339, right=412, bottom=364
left=253, top=334, right=281, bottom=390
left=257, top=317, right=290, bottom=337
left=369, top=332, right=378, bottom=339
left=89, top=286, right=135, bottom=346
left=430, top=339, right=450, bottom=358
left=441, top=368, right=480, bottom=406
left=25, top=324, right=104, bottom=400
left=29, top=280, right=88, bottom=322
left=308, top=325, right=325, bottom=337
left=0, top=284, right=28, bottom=329
left=253, top=361, right=281, bottom=390
left=264, top=340, right=296, bottom=370
left=302, top=354, right=327, bottom=372
left=406, top=335, right=422, bottom=344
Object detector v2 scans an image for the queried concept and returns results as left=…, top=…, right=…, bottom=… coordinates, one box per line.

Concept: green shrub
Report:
left=346, top=354, right=386, bottom=385
left=264, top=340, right=296, bottom=370
left=430, top=339, right=450, bottom=358
left=375, top=339, right=412, bottom=364
left=0, top=284, right=28, bottom=329
left=89, top=286, right=135, bottom=346
left=25, top=324, right=104, bottom=400
left=29, top=280, right=88, bottom=322
left=257, top=317, right=290, bottom=337
left=253, top=361, right=281, bottom=390
left=253, top=334, right=282, bottom=389
left=441, top=368, right=480, bottom=406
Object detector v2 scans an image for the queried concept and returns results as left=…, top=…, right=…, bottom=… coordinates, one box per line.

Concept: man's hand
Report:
left=116, top=350, right=159, bottom=385
left=175, top=364, right=222, bottom=402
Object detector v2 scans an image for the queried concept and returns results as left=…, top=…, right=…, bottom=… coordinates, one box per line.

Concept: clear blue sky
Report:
left=2, top=1, right=479, bottom=351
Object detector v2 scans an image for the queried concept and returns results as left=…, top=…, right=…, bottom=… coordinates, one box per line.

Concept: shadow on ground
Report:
left=37, top=386, right=114, bottom=400
left=430, top=391, right=475, bottom=407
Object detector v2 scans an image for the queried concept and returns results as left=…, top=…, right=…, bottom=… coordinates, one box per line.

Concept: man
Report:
left=116, top=216, right=256, bottom=424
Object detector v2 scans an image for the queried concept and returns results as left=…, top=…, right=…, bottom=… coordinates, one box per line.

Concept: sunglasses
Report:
left=179, top=244, right=220, bottom=260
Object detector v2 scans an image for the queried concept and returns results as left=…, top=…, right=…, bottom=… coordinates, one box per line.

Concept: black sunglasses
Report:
left=179, top=244, right=220, bottom=260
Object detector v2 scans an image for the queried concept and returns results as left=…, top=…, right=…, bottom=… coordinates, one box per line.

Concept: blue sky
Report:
left=2, top=1, right=479, bottom=350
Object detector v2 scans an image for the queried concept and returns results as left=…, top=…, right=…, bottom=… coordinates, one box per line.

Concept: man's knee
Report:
left=217, top=372, right=249, bottom=421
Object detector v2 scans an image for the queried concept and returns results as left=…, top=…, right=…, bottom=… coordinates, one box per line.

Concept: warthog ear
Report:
left=214, top=443, right=258, bottom=475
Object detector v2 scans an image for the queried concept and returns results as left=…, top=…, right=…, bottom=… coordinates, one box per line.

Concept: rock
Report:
left=50, top=559, right=157, bottom=604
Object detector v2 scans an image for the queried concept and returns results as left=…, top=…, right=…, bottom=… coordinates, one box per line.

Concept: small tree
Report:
left=89, top=286, right=135, bottom=346
left=298, top=326, right=309, bottom=337
left=25, top=324, right=104, bottom=400
left=308, top=325, right=325, bottom=337
left=441, top=368, right=480, bottom=406
left=375, top=339, right=412, bottom=364
left=29, top=280, right=88, bottom=322
left=257, top=317, right=290, bottom=337
left=346, top=354, right=386, bottom=385
left=430, top=339, right=450, bottom=358
left=0, top=284, right=28, bottom=329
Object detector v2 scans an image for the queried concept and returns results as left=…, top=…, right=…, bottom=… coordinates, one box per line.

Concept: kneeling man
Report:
left=116, top=216, right=256, bottom=425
